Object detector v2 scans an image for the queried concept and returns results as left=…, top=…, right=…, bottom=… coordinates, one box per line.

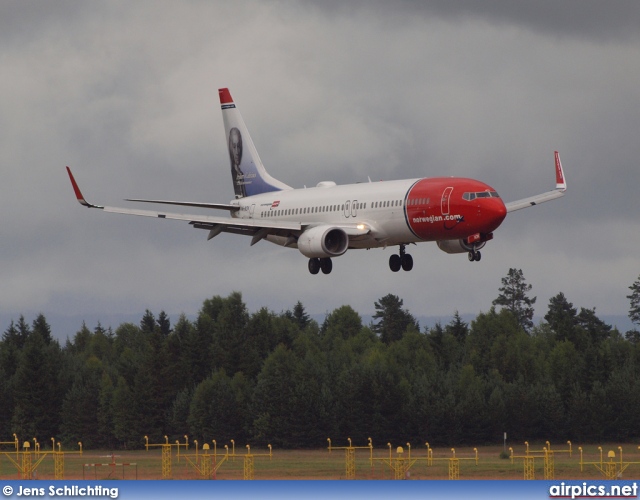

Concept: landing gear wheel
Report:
left=308, top=258, right=320, bottom=274
left=468, top=250, right=482, bottom=262
left=320, top=257, right=333, bottom=274
left=389, top=254, right=402, bottom=272
left=401, top=253, right=413, bottom=271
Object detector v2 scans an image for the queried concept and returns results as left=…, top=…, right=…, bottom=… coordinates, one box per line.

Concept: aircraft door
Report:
left=351, top=200, right=358, bottom=217
left=249, top=204, right=255, bottom=218
left=441, top=187, right=453, bottom=216
left=344, top=200, right=350, bottom=218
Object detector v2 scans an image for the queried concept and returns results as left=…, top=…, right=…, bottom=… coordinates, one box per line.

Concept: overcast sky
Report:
left=2, top=1, right=639, bottom=339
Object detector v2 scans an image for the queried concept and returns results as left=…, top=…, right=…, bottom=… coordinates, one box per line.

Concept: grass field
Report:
left=2, top=443, right=640, bottom=480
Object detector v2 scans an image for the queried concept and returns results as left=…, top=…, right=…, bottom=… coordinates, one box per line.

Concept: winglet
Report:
left=554, top=151, right=567, bottom=192
left=66, top=167, right=101, bottom=208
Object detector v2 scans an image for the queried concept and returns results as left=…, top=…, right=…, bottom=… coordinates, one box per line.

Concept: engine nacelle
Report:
left=297, top=225, right=349, bottom=258
left=436, top=238, right=487, bottom=254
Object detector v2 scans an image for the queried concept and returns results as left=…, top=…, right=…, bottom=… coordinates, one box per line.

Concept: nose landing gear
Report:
left=468, top=249, right=482, bottom=262
left=389, top=244, right=413, bottom=272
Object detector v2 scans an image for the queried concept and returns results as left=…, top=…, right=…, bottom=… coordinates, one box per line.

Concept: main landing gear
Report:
left=389, top=244, right=413, bottom=272
left=308, top=257, right=333, bottom=275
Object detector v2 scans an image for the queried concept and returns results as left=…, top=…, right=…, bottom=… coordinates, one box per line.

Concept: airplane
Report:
left=67, top=87, right=567, bottom=275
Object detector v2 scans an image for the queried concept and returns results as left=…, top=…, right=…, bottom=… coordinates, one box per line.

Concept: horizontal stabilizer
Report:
left=126, top=198, right=238, bottom=211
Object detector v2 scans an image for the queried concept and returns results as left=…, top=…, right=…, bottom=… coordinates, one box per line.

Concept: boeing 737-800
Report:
left=67, top=87, right=567, bottom=275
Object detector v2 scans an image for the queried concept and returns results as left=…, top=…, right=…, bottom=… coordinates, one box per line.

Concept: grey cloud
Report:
left=305, top=0, right=640, bottom=41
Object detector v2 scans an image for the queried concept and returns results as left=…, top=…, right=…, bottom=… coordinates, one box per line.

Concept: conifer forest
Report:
left=2, top=269, right=640, bottom=450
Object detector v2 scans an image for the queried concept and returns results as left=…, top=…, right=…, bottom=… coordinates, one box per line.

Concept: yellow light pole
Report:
left=619, top=446, right=623, bottom=468
left=144, top=436, right=149, bottom=451
left=524, top=441, right=529, bottom=456
left=579, top=447, right=583, bottom=472
left=21, top=441, right=32, bottom=479
left=449, top=448, right=460, bottom=480
left=231, top=439, right=235, bottom=461
left=184, top=435, right=189, bottom=450
left=598, top=446, right=603, bottom=467
left=395, top=445, right=405, bottom=480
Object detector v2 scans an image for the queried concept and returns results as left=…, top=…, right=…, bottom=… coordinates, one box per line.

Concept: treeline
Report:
left=1, top=270, right=640, bottom=450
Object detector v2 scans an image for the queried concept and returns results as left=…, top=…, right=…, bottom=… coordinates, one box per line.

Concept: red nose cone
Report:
left=485, top=199, right=507, bottom=232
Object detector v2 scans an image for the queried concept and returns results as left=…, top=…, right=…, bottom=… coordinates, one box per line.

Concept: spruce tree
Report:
left=628, top=275, right=640, bottom=326
left=492, top=268, right=536, bottom=332
left=372, top=294, right=417, bottom=344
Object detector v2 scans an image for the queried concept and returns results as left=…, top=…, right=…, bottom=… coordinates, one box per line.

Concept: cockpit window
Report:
left=463, top=191, right=500, bottom=201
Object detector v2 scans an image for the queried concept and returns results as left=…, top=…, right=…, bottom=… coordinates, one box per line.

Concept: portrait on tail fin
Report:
left=228, top=127, right=246, bottom=198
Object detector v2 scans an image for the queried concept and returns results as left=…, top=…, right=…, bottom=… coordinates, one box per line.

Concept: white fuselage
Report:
left=232, top=179, right=417, bottom=248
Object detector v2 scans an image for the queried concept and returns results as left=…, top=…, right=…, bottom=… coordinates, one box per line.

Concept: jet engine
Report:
left=297, top=225, right=349, bottom=258
left=436, top=238, right=487, bottom=254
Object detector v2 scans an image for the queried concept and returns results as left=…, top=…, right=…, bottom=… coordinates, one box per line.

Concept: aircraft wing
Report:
left=505, top=151, right=567, bottom=213
left=66, top=167, right=301, bottom=244
left=66, top=167, right=373, bottom=247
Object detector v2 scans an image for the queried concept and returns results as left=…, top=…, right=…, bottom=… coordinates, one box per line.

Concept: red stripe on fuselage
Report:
left=404, top=178, right=506, bottom=241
